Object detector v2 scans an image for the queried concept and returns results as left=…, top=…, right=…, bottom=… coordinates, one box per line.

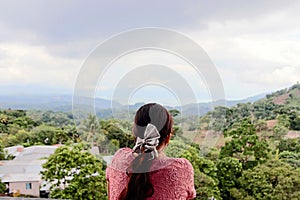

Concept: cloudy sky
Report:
left=0, top=0, right=300, bottom=105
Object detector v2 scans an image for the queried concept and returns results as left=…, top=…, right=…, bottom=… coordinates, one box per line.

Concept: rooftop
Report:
left=0, top=145, right=58, bottom=183
left=13, top=146, right=58, bottom=161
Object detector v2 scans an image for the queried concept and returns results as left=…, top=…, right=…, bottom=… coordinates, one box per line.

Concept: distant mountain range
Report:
left=0, top=92, right=267, bottom=117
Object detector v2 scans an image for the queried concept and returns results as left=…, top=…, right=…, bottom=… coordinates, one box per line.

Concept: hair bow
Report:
left=132, top=123, right=160, bottom=160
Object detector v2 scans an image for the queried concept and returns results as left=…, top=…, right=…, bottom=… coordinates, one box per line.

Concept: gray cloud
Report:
left=0, top=1, right=190, bottom=43
left=1, top=0, right=300, bottom=101
left=1, top=1, right=299, bottom=43
left=187, top=0, right=297, bottom=22
left=1, top=0, right=299, bottom=58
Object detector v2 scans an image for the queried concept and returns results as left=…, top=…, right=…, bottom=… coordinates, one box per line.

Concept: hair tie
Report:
left=132, top=123, right=160, bottom=160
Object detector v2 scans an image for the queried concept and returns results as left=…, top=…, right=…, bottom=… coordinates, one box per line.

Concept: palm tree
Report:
left=82, top=114, right=99, bottom=146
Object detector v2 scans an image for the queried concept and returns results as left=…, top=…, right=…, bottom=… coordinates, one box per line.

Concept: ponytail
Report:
left=118, top=103, right=173, bottom=200
left=119, top=152, right=154, bottom=200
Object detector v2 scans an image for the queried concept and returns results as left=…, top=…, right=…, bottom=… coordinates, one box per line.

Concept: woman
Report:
left=106, top=103, right=196, bottom=200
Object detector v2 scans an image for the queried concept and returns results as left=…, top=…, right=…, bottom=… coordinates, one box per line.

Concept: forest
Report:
left=0, top=83, right=300, bottom=199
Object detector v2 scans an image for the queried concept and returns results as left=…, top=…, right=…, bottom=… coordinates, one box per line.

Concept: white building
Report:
left=0, top=145, right=112, bottom=197
left=0, top=145, right=59, bottom=197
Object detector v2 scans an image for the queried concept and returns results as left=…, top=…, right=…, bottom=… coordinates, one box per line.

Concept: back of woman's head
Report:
left=119, top=103, right=173, bottom=200
left=133, top=103, right=173, bottom=145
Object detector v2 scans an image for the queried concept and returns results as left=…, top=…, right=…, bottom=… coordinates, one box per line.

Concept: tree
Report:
left=165, top=140, right=221, bottom=200
left=278, top=138, right=300, bottom=153
left=0, top=113, right=9, bottom=133
left=172, top=125, right=183, bottom=138
left=41, top=143, right=107, bottom=200
left=30, top=125, right=59, bottom=145
left=39, top=111, right=73, bottom=127
left=279, top=151, right=300, bottom=168
left=220, top=118, right=270, bottom=169
left=194, top=172, right=221, bottom=200
left=217, top=157, right=243, bottom=199
left=277, top=114, right=290, bottom=128
left=254, top=119, right=267, bottom=132
left=207, top=106, right=228, bottom=132
left=272, top=124, right=288, bottom=140
left=53, top=126, right=79, bottom=144
left=204, top=148, right=220, bottom=163
left=0, top=141, right=5, bottom=160
left=108, top=139, right=119, bottom=154
left=6, top=129, right=30, bottom=146
left=82, top=115, right=100, bottom=145
left=99, top=119, right=134, bottom=148
left=168, top=109, right=180, bottom=118
left=0, top=179, right=6, bottom=194
left=186, top=150, right=221, bottom=200
left=231, top=160, right=300, bottom=199
left=11, top=116, right=38, bottom=130
left=64, top=125, right=80, bottom=143
left=290, top=113, right=300, bottom=130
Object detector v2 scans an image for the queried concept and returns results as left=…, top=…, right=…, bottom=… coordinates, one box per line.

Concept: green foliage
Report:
left=194, top=172, right=220, bottom=200
left=233, top=160, right=300, bottom=199
left=272, top=124, right=289, bottom=140
left=278, top=138, right=300, bottom=153
left=202, top=106, right=227, bottom=131
left=290, top=112, right=300, bottom=130
left=266, top=83, right=300, bottom=107
left=253, top=101, right=279, bottom=120
left=30, top=124, right=60, bottom=145
left=168, top=109, right=180, bottom=118
left=5, top=129, right=30, bottom=146
left=220, top=119, right=270, bottom=169
left=81, top=114, right=100, bottom=143
left=1, top=83, right=300, bottom=200
left=78, top=115, right=134, bottom=154
left=217, top=157, right=243, bottom=199
left=0, top=140, right=13, bottom=160
left=53, top=126, right=79, bottom=144
left=254, top=119, right=268, bottom=132
left=166, top=140, right=221, bottom=200
left=41, top=143, right=107, bottom=200
left=99, top=119, right=134, bottom=149
left=279, top=151, right=300, bottom=168
left=164, top=139, right=188, bottom=157
left=0, top=109, right=82, bottom=148
left=0, top=109, right=39, bottom=134
left=108, top=139, right=119, bottom=153
left=202, top=83, right=300, bottom=133
left=172, top=125, right=184, bottom=138
left=204, top=148, right=220, bottom=163
left=0, top=141, right=5, bottom=160
left=277, top=114, right=290, bottom=128
left=28, top=110, right=73, bottom=127
left=0, top=179, right=6, bottom=194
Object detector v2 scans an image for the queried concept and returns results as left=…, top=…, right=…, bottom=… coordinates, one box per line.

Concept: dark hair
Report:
left=119, top=103, right=173, bottom=200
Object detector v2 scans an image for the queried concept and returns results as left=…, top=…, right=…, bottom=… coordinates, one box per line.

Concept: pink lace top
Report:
left=106, top=148, right=196, bottom=200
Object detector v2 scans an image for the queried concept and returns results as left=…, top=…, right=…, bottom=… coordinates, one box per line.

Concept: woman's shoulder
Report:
left=107, top=147, right=134, bottom=173
left=173, top=157, right=193, bottom=165
left=167, top=157, right=194, bottom=171
left=151, top=157, right=195, bottom=192
left=113, top=147, right=133, bottom=157
left=151, top=156, right=194, bottom=173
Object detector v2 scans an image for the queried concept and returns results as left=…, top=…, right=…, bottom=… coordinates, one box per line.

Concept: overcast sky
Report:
left=0, top=0, right=300, bottom=105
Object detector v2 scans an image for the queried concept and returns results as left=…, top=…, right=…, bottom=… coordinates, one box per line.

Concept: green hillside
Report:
left=267, top=83, right=300, bottom=107
left=197, top=83, right=300, bottom=132
left=1, top=84, right=300, bottom=199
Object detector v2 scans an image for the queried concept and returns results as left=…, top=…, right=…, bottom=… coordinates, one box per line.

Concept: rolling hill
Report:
left=0, top=92, right=267, bottom=118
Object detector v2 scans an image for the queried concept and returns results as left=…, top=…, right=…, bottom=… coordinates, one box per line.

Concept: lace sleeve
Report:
left=106, top=149, right=197, bottom=200
left=151, top=158, right=196, bottom=200
left=106, top=148, right=133, bottom=200
left=183, top=158, right=197, bottom=199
